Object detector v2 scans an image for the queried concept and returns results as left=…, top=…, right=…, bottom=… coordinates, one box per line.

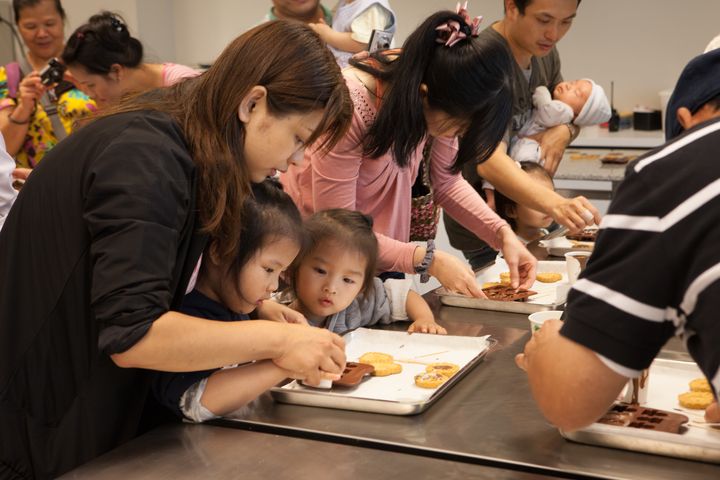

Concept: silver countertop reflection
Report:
left=216, top=297, right=718, bottom=480
left=59, top=423, right=556, bottom=479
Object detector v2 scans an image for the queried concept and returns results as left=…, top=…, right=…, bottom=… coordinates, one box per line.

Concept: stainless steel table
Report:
left=214, top=297, right=720, bottom=480
left=59, top=423, right=555, bottom=479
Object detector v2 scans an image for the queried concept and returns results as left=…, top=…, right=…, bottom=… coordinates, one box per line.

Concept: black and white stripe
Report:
left=560, top=117, right=720, bottom=396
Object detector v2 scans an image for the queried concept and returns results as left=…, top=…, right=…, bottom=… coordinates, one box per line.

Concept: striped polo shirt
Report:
left=561, top=116, right=720, bottom=397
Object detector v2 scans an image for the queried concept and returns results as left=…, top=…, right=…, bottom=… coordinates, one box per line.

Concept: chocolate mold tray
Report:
left=436, top=259, right=567, bottom=314
left=561, top=358, right=720, bottom=463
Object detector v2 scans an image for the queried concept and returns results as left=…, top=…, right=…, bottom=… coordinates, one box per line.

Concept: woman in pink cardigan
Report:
left=282, top=8, right=536, bottom=297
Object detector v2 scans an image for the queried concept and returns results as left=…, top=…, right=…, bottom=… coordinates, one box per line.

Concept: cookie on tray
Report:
left=535, top=272, right=562, bottom=283
left=426, top=362, right=460, bottom=378
left=678, top=391, right=714, bottom=409
left=371, top=362, right=402, bottom=377
left=689, top=377, right=712, bottom=393
left=414, top=372, right=447, bottom=389
left=359, top=352, right=394, bottom=364
left=499, top=272, right=511, bottom=284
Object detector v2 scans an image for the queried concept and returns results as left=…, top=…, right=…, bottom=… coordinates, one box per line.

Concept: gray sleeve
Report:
left=354, top=277, right=393, bottom=327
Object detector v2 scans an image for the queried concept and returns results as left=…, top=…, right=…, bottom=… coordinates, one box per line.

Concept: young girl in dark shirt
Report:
left=154, top=180, right=310, bottom=422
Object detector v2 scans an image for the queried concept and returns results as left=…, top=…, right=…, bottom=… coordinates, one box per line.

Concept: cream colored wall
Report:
left=57, top=0, right=720, bottom=111
left=171, top=0, right=720, bottom=112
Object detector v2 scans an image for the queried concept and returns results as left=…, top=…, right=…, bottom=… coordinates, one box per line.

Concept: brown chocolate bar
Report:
left=482, top=285, right=537, bottom=302
left=566, top=229, right=598, bottom=242
left=333, top=362, right=375, bottom=387
left=597, top=403, right=689, bottom=434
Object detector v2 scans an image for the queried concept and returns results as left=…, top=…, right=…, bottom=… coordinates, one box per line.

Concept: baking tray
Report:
left=539, top=236, right=594, bottom=257
left=270, top=328, right=492, bottom=415
left=435, top=259, right=568, bottom=314
left=561, top=359, right=720, bottom=463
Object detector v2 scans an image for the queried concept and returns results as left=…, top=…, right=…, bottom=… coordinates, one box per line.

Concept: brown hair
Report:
left=292, top=209, right=378, bottom=295
left=104, top=20, right=352, bottom=262
left=495, top=161, right=553, bottom=230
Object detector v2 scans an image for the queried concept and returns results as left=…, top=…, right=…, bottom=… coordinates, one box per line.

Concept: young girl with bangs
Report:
left=281, top=208, right=446, bottom=336
left=153, top=180, right=313, bottom=423
left=281, top=5, right=537, bottom=297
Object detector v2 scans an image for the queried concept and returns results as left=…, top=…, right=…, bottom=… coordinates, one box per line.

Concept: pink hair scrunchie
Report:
left=436, top=1, right=482, bottom=48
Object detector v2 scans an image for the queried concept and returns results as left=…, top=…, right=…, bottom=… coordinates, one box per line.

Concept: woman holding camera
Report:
left=0, top=0, right=95, bottom=168
left=62, top=12, right=199, bottom=110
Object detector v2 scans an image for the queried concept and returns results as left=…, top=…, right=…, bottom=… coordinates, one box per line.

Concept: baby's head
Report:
left=290, top=209, right=378, bottom=319
left=553, top=78, right=611, bottom=126
left=495, top=162, right=554, bottom=234
left=198, top=179, right=304, bottom=314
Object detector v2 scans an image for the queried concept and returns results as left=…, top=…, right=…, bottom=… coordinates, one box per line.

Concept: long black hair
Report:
left=351, top=10, right=513, bottom=172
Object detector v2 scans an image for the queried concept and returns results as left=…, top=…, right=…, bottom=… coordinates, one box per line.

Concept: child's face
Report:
left=294, top=240, right=367, bottom=319
left=240, top=90, right=324, bottom=182
left=553, top=79, right=592, bottom=115
left=511, top=173, right=554, bottom=230
left=209, top=237, right=300, bottom=314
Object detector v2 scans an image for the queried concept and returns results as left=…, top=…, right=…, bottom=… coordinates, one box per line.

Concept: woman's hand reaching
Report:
left=497, top=225, right=537, bottom=290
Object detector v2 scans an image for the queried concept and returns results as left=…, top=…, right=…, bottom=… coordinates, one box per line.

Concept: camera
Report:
left=367, top=29, right=393, bottom=53
left=39, top=58, right=67, bottom=86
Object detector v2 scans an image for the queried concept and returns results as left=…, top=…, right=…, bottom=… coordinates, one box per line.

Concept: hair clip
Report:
left=110, top=17, right=124, bottom=32
left=436, top=1, right=483, bottom=48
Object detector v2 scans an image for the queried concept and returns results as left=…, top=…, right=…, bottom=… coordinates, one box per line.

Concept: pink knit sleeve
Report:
left=429, top=137, right=508, bottom=251
left=376, top=234, right=419, bottom=274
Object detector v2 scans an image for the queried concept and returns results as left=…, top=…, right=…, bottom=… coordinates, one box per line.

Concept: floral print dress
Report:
left=0, top=65, right=97, bottom=168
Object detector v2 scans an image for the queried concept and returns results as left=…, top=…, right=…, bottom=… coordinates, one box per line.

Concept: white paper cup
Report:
left=528, top=310, right=563, bottom=333
left=565, top=251, right=590, bottom=285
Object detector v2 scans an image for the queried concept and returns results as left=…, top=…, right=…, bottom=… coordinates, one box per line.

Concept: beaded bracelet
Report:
left=414, top=239, right=435, bottom=283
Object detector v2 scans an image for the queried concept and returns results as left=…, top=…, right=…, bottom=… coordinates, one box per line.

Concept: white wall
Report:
left=61, top=0, right=138, bottom=34
left=13, top=1, right=720, bottom=111
left=168, top=0, right=719, bottom=112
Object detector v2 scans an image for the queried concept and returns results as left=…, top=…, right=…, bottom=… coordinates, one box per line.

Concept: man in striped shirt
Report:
left=516, top=48, right=720, bottom=431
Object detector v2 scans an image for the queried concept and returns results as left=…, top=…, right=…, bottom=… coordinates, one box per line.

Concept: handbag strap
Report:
left=420, top=137, right=434, bottom=192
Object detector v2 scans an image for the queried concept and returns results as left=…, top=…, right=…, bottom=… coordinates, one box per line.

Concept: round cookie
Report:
left=689, top=378, right=712, bottom=393
left=359, top=352, right=393, bottom=364
left=678, top=391, right=714, bottom=409
left=482, top=281, right=503, bottom=289
left=426, top=362, right=460, bottom=378
left=415, top=372, right=447, bottom=389
left=499, top=272, right=511, bottom=284
left=536, top=272, right=562, bottom=283
left=370, top=362, right=402, bottom=377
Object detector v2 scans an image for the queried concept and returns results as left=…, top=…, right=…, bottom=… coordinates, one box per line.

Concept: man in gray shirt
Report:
left=445, top=0, right=588, bottom=269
